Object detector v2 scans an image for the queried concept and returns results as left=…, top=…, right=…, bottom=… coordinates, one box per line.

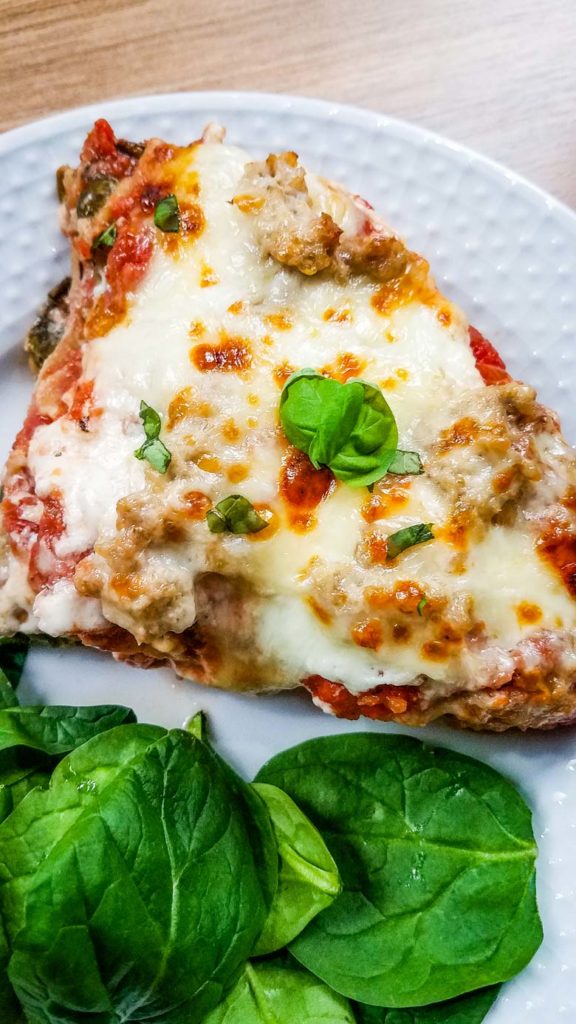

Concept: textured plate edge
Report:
left=2, top=89, right=576, bottom=235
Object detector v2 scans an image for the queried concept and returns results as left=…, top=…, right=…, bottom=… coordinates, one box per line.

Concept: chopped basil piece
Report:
left=387, top=449, right=423, bottom=475
left=207, top=495, right=268, bottom=535
left=417, top=596, right=428, bottom=616
left=154, top=194, right=180, bottom=233
left=280, top=370, right=398, bottom=488
left=92, top=222, right=117, bottom=251
left=134, top=400, right=171, bottom=474
left=76, top=176, right=117, bottom=218
left=386, top=523, right=434, bottom=560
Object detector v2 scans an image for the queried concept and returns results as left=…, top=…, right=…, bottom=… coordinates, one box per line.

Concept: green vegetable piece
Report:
left=353, top=985, right=500, bottom=1023
left=154, top=193, right=180, bottom=232
left=0, top=725, right=274, bottom=1024
left=134, top=399, right=172, bottom=473
left=0, top=703, right=136, bottom=757
left=92, top=221, right=117, bottom=250
left=417, top=597, right=427, bottom=616
left=0, top=669, right=17, bottom=710
left=252, top=782, right=341, bottom=955
left=386, top=523, right=434, bottom=560
left=24, top=277, right=71, bottom=372
left=203, top=959, right=355, bottom=1024
left=76, top=175, right=117, bottom=218
left=0, top=704, right=137, bottom=830
left=186, top=710, right=208, bottom=742
left=0, top=636, right=29, bottom=688
left=256, top=733, right=542, bottom=1008
left=387, top=450, right=423, bottom=475
left=280, top=370, right=399, bottom=488
left=207, top=495, right=268, bottom=535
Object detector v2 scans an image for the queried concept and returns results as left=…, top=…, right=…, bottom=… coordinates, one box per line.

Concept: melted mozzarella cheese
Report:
left=17, top=139, right=576, bottom=691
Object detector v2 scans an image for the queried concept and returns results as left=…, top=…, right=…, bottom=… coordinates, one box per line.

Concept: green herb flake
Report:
left=387, top=449, right=423, bottom=475
left=92, top=222, right=117, bottom=251
left=417, top=596, right=428, bottom=616
left=386, top=523, right=434, bottom=560
left=207, top=495, right=268, bottom=535
left=154, top=194, right=180, bottom=233
left=134, top=400, right=171, bottom=474
left=279, top=370, right=399, bottom=489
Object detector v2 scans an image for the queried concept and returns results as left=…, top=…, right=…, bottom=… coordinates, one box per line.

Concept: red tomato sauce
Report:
left=303, top=675, right=420, bottom=720
left=468, top=326, right=510, bottom=384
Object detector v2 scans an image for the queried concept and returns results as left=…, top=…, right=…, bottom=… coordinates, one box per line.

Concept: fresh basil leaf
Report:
left=0, top=636, right=29, bottom=689
left=256, top=734, right=542, bottom=1008
left=92, top=221, right=117, bottom=250
left=280, top=371, right=398, bottom=488
left=387, top=450, right=423, bottom=475
left=154, top=193, right=180, bottom=232
left=138, top=398, right=162, bottom=440
left=207, top=495, right=268, bottom=535
left=76, top=175, right=117, bottom=218
left=203, top=959, right=355, bottom=1024
left=386, top=523, right=434, bottom=560
left=0, top=725, right=274, bottom=1024
left=135, top=436, right=172, bottom=472
left=353, top=985, right=500, bottom=1024
left=134, top=400, right=172, bottom=473
left=252, top=782, right=341, bottom=955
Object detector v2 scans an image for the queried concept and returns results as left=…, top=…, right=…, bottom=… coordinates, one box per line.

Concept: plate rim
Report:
left=2, top=89, right=576, bottom=232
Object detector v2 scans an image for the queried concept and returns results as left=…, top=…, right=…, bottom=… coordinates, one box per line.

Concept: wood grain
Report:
left=1, top=0, right=575, bottom=206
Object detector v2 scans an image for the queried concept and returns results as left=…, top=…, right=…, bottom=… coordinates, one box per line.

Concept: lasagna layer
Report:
left=2, top=120, right=576, bottom=730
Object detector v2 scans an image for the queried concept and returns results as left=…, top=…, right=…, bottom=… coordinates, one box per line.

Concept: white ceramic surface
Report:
left=1, top=93, right=575, bottom=1023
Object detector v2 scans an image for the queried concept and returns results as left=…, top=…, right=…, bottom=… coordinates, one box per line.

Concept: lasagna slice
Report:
left=2, top=119, right=576, bottom=731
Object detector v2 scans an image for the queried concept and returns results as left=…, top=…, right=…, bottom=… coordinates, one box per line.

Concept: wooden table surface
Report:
left=1, top=0, right=575, bottom=208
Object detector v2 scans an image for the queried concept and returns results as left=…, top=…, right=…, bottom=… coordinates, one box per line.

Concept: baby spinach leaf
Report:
left=256, top=734, right=542, bottom=1008
left=0, top=703, right=136, bottom=757
left=280, top=371, right=398, bottom=488
left=0, top=636, right=29, bottom=688
left=0, top=725, right=274, bottom=1024
left=0, top=669, right=18, bottom=710
left=202, top=959, right=356, bottom=1024
left=353, top=984, right=500, bottom=1023
left=252, top=782, right=341, bottom=955
left=0, top=917, right=23, bottom=1024
left=0, top=748, right=54, bottom=825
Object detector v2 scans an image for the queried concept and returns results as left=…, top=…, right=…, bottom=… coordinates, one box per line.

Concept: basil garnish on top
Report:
left=154, top=194, right=180, bottom=233
left=387, top=449, right=423, bottom=475
left=207, top=495, right=268, bottom=535
left=134, top=400, right=172, bottom=473
left=386, top=522, right=434, bottom=560
left=280, top=370, right=399, bottom=488
left=92, top=222, right=117, bottom=251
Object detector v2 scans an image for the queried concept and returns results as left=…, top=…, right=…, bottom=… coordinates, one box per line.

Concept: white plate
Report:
left=1, top=92, right=575, bottom=1023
